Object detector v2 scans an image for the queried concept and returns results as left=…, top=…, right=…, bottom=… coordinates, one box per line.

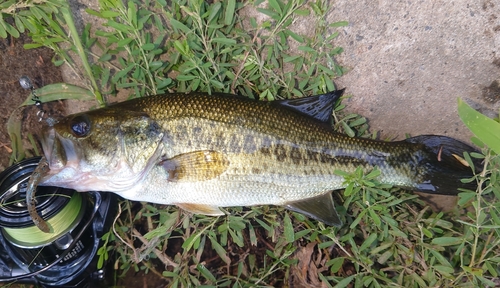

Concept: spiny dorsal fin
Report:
left=284, top=192, right=342, bottom=226
left=274, top=89, right=345, bottom=122
left=159, top=150, right=229, bottom=182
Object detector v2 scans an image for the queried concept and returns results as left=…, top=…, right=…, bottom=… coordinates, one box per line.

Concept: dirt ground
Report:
left=0, top=34, right=65, bottom=172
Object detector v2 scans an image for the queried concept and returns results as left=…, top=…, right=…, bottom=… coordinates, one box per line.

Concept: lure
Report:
left=26, top=156, right=50, bottom=233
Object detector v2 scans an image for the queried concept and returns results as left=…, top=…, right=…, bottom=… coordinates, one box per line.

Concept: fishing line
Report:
left=0, top=157, right=118, bottom=285
left=2, top=192, right=83, bottom=247
left=0, top=192, right=103, bottom=282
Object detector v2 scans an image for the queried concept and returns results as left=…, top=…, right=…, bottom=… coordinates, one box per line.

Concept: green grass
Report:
left=2, top=0, right=500, bottom=287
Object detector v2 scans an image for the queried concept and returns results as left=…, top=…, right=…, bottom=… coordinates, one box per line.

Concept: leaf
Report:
left=170, top=18, right=191, bottom=33
left=284, top=213, right=295, bottom=243
left=368, top=208, right=382, bottom=227
left=106, top=20, right=132, bottom=33
left=141, top=43, right=155, bottom=50
left=268, top=0, right=282, bottom=14
left=85, top=9, right=102, bottom=18
left=7, top=111, right=24, bottom=163
left=212, top=37, right=237, bottom=45
left=209, top=79, right=225, bottom=89
left=341, top=121, right=355, bottom=137
left=294, top=9, right=310, bottom=16
left=208, top=235, right=231, bottom=264
left=431, top=237, right=462, bottom=246
left=349, top=117, right=367, bottom=127
left=224, top=0, right=236, bottom=25
left=457, top=192, right=476, bottom=206
left=410, top=273, right=426, bottom=287
left=457, top=98, right=500, bottom=154
left=205, top=2, right=221, bottom=25
left=334, top=275, right=355, bottom=288
left=0, top=22, right=7, bottom=38
left=127, top=1, right=138, bottom=27
left=485, top=261, right=498, bottom=277
left=101, top=10, right=121, bottom=18
left=177, top=74, right=197, bottom=81
left=365, top=168, right=381, bottom=180
left=327, top=257, right=344, bottom=273
left=112, top=64, right=135, bottom=82
left=173, top=39, right=190, bottom=56
left=330, top=21, right=349, bottom=27
left=182, top=233, right=200, bottom=251
left=256, top=8, right=279, bottom=20
left=117, top=37, right=134, bottom=47
left=377, top=250, right=393, bottom=264
left=433, top=265, right=454, bottom=276
left=14, top=16, right=25, bottom=34
left=286, top=29, right=304, bottom=43
left=197, top=263, right=216, bottom=282
left=359, top=233, right=377, bottom=252
left=283, top=55, right=301, bottom=63
left=20, top=83, right=94, bottom=106
left=4, top=22, right=19, bottom=38
left=298, top=46, right=316, bottom=53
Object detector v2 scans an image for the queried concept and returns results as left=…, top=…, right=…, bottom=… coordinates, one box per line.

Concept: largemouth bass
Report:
left=29, top=90, right=477, bottom=231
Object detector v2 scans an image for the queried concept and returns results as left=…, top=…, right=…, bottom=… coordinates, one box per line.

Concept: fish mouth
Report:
left=40, top=127, right=81, bottom=185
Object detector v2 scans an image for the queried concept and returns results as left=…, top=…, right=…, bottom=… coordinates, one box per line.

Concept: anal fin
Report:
left=284, top=192, right=342, bottom=227
left=176, top=203, right=225, bottom=216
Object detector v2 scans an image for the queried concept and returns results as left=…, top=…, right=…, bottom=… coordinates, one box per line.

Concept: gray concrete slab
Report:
left=327, top=0, right=500, bottom=143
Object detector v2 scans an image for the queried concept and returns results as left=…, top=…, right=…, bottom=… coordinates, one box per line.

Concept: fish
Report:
left=28, top=90, right=478, bottom=232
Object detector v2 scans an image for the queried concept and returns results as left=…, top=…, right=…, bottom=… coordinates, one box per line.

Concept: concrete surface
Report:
left=327, top=0, right=500, bottom=143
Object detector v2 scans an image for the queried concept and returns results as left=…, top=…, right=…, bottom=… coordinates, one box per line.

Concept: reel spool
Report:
left=0, top=157, right=117, bottom=287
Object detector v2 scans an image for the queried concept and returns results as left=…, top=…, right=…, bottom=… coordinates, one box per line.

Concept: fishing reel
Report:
left=0, top=157, right=117, bottom=287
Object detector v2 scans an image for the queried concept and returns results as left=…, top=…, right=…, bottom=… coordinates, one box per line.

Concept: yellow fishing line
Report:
left=3, top=193, right=83, bottom=248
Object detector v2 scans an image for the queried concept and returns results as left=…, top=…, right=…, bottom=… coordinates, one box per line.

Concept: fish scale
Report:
left=27, top=90, right=479, bottom=231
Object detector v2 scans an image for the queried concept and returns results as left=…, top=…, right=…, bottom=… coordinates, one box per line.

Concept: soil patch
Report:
left=0, top=33, right=65, bottom=171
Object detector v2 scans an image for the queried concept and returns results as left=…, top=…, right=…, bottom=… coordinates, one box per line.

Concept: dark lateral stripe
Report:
left=256, top=144, right=369, bottom=167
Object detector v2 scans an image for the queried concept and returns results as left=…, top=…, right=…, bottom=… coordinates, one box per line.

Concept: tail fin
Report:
left=404, top=135, right=480, bottom=195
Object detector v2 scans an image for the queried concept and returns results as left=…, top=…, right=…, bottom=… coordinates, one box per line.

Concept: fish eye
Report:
left=70, top=114, right=91, bottom=137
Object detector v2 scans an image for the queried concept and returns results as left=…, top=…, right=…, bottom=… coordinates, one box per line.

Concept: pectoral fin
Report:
left=159, top=150, right=229, bottom=182
left=284, top=192, right=342, bottom=227
left=176, top=203, right=225, bottom=216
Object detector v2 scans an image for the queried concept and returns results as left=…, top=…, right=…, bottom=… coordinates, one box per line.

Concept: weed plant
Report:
left=1, top=0, right=499, bottom=287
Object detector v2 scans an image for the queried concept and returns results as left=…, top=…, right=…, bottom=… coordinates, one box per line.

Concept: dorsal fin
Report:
left=274, top=89, right=345, bottom=122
